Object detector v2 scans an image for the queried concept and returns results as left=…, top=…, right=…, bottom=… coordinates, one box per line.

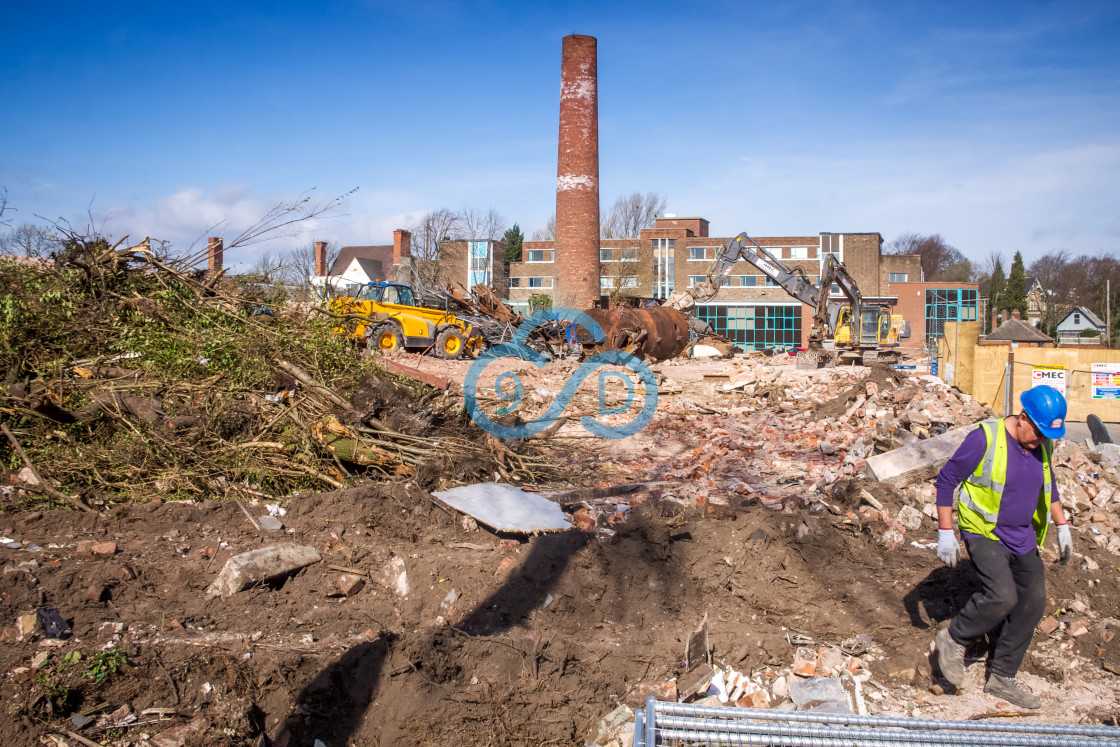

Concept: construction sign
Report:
left=1092, top=362, right=1120, bottom=400
left=1031, top=365, right=1067, bottom=397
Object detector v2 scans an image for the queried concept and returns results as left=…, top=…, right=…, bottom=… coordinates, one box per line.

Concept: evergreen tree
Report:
left=1005, top=251, right=1027, bottom=321
left=502, top=223, right=523, bottom=263
left=988, top=259, right=1006, bottom=332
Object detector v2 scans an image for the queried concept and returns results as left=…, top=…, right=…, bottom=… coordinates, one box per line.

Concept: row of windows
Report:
left=888, top=273, right=909, bottom=283
left=509, top=276, right=641, bottom=290
left=695, top=304, right=802, bottom=349
left=688, top=275, right=798, bottom=288
left=925, top=288, right=979, bottom=344
left=600, top=276, right=639, bottom=289
left=687, top=246, right=812, bottom=261
left=524, top=249, right=553, bottom=263
left=509, top=277, right=553, bottom=289
left=601, top=247, right=639, bottom=262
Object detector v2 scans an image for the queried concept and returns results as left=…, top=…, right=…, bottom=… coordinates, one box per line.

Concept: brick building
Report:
left=507, top=215, right=941, bottom=350
left=428, top=239, right=509, bottom=297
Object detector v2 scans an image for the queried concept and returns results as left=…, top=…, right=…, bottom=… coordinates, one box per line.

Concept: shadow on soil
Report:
left=274, top=521, right=681, bottom=746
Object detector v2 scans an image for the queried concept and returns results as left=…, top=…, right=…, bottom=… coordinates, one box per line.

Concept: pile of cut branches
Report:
left=0, top=233, right=550, bottom=510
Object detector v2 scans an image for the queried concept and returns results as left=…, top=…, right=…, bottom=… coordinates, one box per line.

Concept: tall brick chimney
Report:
left=393, top=229, right=411, bottom=265
left=207, top=237, right=223, bottom=274
left=314, top=241, right=328, bottom=277
left=555, top=34, right=600, bottom=309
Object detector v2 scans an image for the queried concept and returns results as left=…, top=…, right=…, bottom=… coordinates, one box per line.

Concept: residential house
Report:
left=1056, top=306, right=1107, bottom=345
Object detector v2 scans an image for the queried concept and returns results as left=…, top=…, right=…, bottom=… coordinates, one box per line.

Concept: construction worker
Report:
left=933, top=385, right=1072, bottom=709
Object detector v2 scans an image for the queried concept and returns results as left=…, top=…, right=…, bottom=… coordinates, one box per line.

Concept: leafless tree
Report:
left=982, top=250, right=1007, bottom=279
left=885, top=232, right=972, bottom=281
left=0, top=222, right=53, bottom=257
left=246, top=250, right=287, bottom=282
left=175, top=188, right=356, bottom=270
left=0, top=187, right=11, bottom=229
left=1027, top=250, right=1073, bottom=333
left=601, top=192, right=667, bottom=239
left=599, top=246, right=650, bottom=306
left=532, top=214, right=555, bottom=241
left=460, top=206, right=507, bottom=241
left=283, top=240, right=340, bottom=287
left=409, top=207, right=464, bottom=289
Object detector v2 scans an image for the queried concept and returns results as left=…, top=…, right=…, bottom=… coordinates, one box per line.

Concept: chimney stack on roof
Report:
left=393, top=229, right=411, bottom=266
left=207, top=237, right=223, bottom=275
left=314, top=241, right=328, bottom=277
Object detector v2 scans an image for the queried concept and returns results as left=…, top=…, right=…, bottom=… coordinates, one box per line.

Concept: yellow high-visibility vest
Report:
left=959, top=418, right=1052, bottom=545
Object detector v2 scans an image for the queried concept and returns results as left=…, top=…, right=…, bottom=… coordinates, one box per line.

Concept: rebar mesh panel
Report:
left=633, top=698, right=1120, bottom=747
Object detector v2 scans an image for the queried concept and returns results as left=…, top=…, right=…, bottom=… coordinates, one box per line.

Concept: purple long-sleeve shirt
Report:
left=935, top=425, right=1060, bottom=555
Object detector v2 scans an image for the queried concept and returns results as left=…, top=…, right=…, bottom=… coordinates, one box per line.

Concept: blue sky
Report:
left=2, top=0, right=1118, bottom=270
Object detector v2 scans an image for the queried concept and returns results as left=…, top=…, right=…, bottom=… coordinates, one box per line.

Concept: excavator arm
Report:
left=665, top=232, right=843, bottom=346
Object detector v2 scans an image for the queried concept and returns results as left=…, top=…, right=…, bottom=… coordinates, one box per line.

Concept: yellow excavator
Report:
left=665, top=233, right=909, bottom=364
left=330, top=281, right=482, bottom=359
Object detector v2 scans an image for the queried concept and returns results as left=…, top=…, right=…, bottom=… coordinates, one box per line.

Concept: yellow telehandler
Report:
left=330, top=281, right=481, bottom=359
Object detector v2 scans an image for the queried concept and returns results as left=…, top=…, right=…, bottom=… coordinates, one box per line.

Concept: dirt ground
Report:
left=2, top=353, right=1119, bottom=746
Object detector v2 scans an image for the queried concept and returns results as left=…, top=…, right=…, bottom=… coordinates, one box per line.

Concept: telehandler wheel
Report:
left=366, top=321, right=403, bottom=354
left=434, top=327, right=465, bottom=359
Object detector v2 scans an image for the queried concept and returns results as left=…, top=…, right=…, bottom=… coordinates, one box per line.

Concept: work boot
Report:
left=984, top=673, right=1041, bottom=709
left=935, top=628, right=965, bottom=686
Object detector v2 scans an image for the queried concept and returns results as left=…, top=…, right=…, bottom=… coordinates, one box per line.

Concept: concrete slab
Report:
left=433, top=482, right=573, bottom=533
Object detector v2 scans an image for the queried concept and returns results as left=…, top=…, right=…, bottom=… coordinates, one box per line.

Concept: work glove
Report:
left=1056, top=524, right=1073, bottom=565
left=937, top=529, right=961, bottom=567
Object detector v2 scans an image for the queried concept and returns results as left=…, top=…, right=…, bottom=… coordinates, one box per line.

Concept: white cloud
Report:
left=95, top=185, right=427, bottom=270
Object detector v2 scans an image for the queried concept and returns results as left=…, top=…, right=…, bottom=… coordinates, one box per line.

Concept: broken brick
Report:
left=1037, top=616, right=1060, bottom=635
left=75, top=541, right=95, bottom=558
left=91, top=541, right=118, bottom=556
left=704, top=502, right=736, bottom=520
left=338, top=574, right=365, bottom=598
left=498, top=539, right=521, bottom=555
left=735, top=689, right=770, bottom=709
left=817, top=647, right=844, bottom=675
left=1069, top=619, right=1089, bottom=637
left=571, top=509, right=596, bottom=532
left=495, top=555, right=517, bottom=576
left=879, top=528, right=905, bottom=551
left=792, top=648, right=817, bottom=677
left=636, top=679, right=678, bottom=703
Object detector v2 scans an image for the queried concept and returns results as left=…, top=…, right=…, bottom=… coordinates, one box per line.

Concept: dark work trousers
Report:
left=949, top=536, right=1047, bottom=678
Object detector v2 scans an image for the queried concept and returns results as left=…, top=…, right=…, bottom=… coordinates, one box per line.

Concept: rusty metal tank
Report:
left=582, top=306, right=691, bottom=361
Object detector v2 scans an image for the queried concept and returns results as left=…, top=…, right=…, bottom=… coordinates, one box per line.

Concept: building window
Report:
left=601, top=276, right=638, bottom=289
left=525, top=249, right=553, bottom=263
left=509, top=276, right=553, bottom=289
left=925, top=288, right=978, bottom=345
left=889, top=273, right=909, bottom=283
left=652, top=239, right=675, bottom=299
left=601, top=246, right=638, bottom=262
left=789, top=247, right=809, bottom=260
left=1074, top=313, right=1081, bottom=325
left=695, top=304, right=801, bottom=349
left=688, top=276, right=707, bottom=287
left=689, top=246, right=719, bottom=261
left=469, top=241, right=492, bottom=287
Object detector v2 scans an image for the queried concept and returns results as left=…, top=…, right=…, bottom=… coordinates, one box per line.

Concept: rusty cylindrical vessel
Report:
left=582, top=307, right=691, bottom=362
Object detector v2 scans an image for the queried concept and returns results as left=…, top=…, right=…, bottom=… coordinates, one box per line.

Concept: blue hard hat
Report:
left=1020, top=385, right=1066, bottom=439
